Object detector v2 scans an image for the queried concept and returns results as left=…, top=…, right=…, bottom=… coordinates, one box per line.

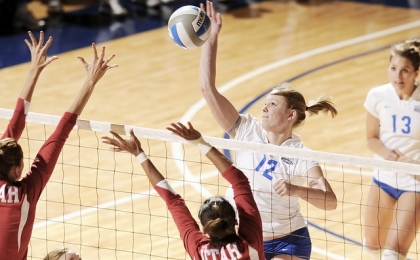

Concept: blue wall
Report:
left=349, top=0, right=412, bottom=8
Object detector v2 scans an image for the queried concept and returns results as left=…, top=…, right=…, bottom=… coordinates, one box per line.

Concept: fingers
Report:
left=169, top=122, right=185, bottom=132
left=216, top=12, right=222, bottom=24
left=187, top=121, right=194, bottom=130
left=166, top=123, right=186, bottom=137
left=129, top=129, right=139, bottom=142
left=206, top=0, right=212, bottom=16
left=98, top=45, right=105, bottom=64
left=28, top=31, right=37, bottom=46
left=77, top=56, right=87, bottom=68
left=103, top=54, right=117, bottom=70
left=47, top=56, right=59, bottom=63
left=38, top=31, right=45, bottom=47
left=273, top=179, right=289, bottom=196
left=101, top=131, right=121, bottom=144
left=42, top=36, right=54, bottom=51
left=130, top=129, right=135, bottom=137
left=110, top=130, right=125, bottom=143
left=92, top=43, right=98, bottom=61
left=101, top=136, right=113, bottom=144
left=176, top=122, right=188, bottom=130
left=24, top=39, right=31, bottom=49
left=166, top=125, right=179, bottom=134
left=79, top=43, right=117, bottom=73
left=23, top=31, right=39, bottom=50
left=27, top=31, right=44, bottom=49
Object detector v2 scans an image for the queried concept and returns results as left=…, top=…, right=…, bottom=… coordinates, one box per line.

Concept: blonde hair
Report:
left=390, top=39, right=420, bottom=70
left=44, top=248, right=80, bottom=260
left=270, top=82, right=337, bottom=128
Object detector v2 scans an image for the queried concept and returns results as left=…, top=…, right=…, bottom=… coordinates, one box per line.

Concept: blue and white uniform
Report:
left=226, top=113, right=318, bottom=239
left=364, top=83, right=420, bottom=192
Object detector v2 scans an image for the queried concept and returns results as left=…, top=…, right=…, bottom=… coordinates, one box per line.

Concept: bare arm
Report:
left=2, top=32, right=58, bottom=140
left=366, top=111, right=401, bottom=160
left=273, top=166, right=337, bottom=210
left=20, top=31, right=58, bottom=102
left=67, top=44, right=117, bottom=116
left=199, top=1, right=240, bottom=137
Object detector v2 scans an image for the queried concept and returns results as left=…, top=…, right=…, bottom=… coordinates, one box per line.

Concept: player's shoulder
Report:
left=282, top=134, right=304, bottom=147
left=237, top=113, right=265, bottom=141
left=239, top=113, right=260, bottom=125
left=366, top=83, right=394, bottom=102
left=369, top=83, right=392, bottom=94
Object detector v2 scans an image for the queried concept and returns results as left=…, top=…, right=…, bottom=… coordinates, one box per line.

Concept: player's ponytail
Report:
left=198, top=196, right=243, bottom=250
left=270, top=82, right=337, bottom=128
left=306, top=96, right=338, bottom=118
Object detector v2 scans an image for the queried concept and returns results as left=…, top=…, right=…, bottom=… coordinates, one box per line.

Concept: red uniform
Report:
left=155, top=165, right=264, bottom=260
left=0, top=98, right=77, bottom=260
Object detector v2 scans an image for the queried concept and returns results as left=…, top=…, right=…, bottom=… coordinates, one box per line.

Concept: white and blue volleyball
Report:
left=168, top=5, right=211, bottom=49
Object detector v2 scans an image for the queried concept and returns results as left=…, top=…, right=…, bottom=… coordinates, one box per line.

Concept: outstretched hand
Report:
left=78, top=43, right=118, bottom=85
left=166, top=122, right=202, bottom=141
left=200, top=1, right=222, bottom=38
left=102, top=129, right=142, bottom=156
left=24, top=31, right=58, bottom=71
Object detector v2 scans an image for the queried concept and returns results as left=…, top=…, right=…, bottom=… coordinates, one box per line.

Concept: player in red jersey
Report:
left=0, top=31, right=117, bottom=260
left=102, top=122, right=265, bottom=259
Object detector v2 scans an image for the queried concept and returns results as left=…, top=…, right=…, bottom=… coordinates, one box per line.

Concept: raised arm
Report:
left=102, top=127, right=207, bottom=258
left=25, top=44, right=117, bottom=199
left=2, top=31, right=58, bottom=141
left=67, top=44, right=117, bottom=116
left=199, top=1, right=240, bottom=137
left=20, top=31, right=58, bottom=102
left=167, top=122, right=263, bottom=251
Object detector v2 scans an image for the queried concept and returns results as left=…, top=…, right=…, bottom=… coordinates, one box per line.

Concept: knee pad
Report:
left=381, top=249, right=406, bottom=260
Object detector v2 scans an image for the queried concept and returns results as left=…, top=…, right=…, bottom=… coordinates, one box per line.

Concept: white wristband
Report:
left=136, top=152, right=148, bottom=164
left=188, top=136, right=213, bottom=155
left=197, top=142, right=213, bottom=155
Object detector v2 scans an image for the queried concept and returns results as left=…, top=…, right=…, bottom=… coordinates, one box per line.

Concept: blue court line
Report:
left=309, top=221, right=362, bottom=246
left=221, top=42, right=405, bottom=247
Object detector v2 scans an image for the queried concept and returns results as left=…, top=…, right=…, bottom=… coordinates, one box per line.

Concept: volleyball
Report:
left=167, top=5, right=211, bottom=49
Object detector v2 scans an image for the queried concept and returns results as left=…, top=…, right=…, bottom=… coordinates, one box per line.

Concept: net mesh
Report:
left=0, top=108, right=419, bottom=260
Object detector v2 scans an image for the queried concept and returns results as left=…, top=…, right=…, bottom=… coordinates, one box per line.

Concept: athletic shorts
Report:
left=373, top=177, right=406, bottom=200
left=264, top=227, right=311, bottom=260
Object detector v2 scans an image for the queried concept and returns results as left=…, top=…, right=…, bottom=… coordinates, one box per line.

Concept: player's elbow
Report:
left=326, top=200, right=337, bottom=211
left=325, top=194, right=338, bottom=211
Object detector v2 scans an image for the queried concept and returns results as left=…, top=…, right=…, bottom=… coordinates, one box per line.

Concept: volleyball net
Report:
left=1, top=108, right=419, bottom=260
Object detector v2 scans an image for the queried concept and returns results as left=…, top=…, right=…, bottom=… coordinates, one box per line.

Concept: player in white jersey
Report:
left=199, top=2, right=338, bottom=259
left=363, top=39, right=420, bottom=260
